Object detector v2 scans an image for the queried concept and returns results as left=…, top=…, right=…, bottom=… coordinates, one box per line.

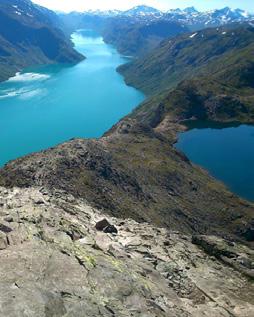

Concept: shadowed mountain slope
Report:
left=0, top=0, right=84, bottom=81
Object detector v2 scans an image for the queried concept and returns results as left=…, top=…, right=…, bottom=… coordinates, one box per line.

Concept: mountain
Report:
left=119, top=23, right=254, bottom=97
left=59, top=11, right=112, bottom=34
left=59, top=6, right=253, bottom=56
left=123, top=5, right=162, bottom=16
left=102, top=17, right=189, bottom=56
left=183, top=6, right=199, bottom=14
left=0, top=0, right=84, bottom=81
left=59, top=8, right=189, bottom=57
left=118, top=23, right=254, bottom=130
left=1, top=116, right=254, bottom=242
left=165, top=6, right=254, bottom=30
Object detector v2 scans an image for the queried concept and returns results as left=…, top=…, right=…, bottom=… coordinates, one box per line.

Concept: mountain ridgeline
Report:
left=0, top=0, right=84, bottom=82
left=59, top=5, right=254, bottom=56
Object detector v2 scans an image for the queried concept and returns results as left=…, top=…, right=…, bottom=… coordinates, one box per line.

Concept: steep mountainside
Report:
left=102, top=18, right=189, bottom=56
left=119, top=24, right=254, bottom=97
left=0, top=0, right=84, bottom=81
left=118, top=23, right=254, bottom=130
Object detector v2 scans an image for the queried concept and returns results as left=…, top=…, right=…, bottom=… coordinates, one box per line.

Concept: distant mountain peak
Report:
left=183, top=6, right=199, bottom=14
left=220, top=6, right=231, bottom=12
left=124, top=5, right=161, bottom=16
left=130, top=5, right=160, bottom=12
left=83, top=9, right=120, bottom=17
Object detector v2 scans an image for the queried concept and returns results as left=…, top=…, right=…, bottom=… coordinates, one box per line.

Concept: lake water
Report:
left=1, top=30, right=253, bottom=203
left=0, top=29, right=144, bottom=166
left=175, top=122, right=254, bottom=202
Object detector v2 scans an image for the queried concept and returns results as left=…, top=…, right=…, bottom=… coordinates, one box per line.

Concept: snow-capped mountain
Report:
left=82, top=9, right=121, bottom=17
left=82, top=6, right=162, bottom=18
left=80, top=6, right=253, bottom=28
left=165, top=7, right=253, bottom=29
left=123, top=5, right=162, bottom=17
left=183, top=6, right=199, bottom=14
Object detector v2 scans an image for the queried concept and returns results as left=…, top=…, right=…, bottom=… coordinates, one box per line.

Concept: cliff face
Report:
left=0, top=0, right=84, bottom=82
left=0, top=186, right=253, bottom=316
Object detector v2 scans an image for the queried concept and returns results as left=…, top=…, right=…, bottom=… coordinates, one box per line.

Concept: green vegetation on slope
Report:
left=119, top=24, right=254, bottom=93
left=118, top=24, right=254, bottom=124
left=102, top=17, right=189, bottom=56
left=0, top=0, right=84, bottom=82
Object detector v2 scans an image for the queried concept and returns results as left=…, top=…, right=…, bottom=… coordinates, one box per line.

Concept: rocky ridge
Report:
left=0, top=186, right=253, bottom=316
left=1, top=132, right=254, bottom=244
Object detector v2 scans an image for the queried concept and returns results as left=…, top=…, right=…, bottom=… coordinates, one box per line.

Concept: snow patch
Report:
left=241, top=11, right=249, bottom=18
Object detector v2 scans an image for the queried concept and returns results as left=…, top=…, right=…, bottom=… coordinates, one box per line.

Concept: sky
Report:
left=32, top=0, right=254, bottom=13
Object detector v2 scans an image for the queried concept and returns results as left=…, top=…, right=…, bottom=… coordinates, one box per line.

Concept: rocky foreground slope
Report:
left=0, top=186, right=253, bottom=316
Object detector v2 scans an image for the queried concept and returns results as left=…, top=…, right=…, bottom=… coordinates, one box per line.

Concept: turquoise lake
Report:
left=175, top=122, right=254, bottom=202
left=0, top=29, right=144, bottom=167
left=0, top=29, right=253, bottom=202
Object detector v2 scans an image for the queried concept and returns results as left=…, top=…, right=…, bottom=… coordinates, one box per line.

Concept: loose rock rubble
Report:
left=0, top=186, right=253, bottom=316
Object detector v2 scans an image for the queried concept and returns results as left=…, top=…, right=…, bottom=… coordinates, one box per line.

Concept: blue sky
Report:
left=32, top=0, right=254, bottom=13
